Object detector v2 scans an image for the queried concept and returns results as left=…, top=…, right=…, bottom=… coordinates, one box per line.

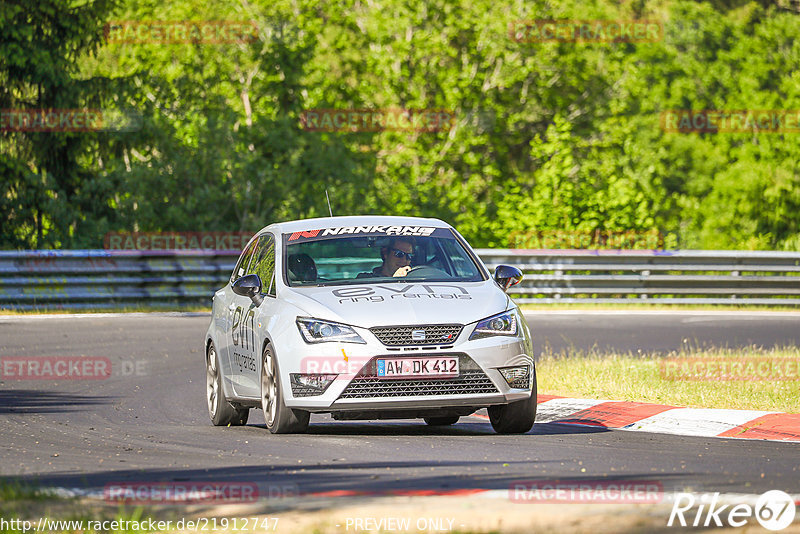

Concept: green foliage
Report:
left=1, top=0, right=799, bottom=250
left=0, top=0, right=122, bottom=248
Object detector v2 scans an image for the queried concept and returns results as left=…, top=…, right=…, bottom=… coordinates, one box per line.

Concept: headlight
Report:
left=469, top=310, right=518, bottom=340
left=296, top=318, right=366, bottom=344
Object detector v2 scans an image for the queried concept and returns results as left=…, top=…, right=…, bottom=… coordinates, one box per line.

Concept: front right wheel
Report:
left=261, top=342, right=310, bottom=434
left=488, top=369, right=537, bottom=434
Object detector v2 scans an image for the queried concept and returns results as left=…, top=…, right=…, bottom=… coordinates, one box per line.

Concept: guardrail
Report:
left=1, top=249, right=799, bottom=309
left=0, top=250, right=237, bottom=309
left=478, top=249, right=800, bottom=305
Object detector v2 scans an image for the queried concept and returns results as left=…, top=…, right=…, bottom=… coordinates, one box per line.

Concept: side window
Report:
left=231, top=237, right=259, bottom=283
left=249, top=234, right=276, bottom=296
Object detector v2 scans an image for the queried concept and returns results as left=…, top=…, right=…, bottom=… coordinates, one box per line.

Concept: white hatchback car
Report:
left=205, top=216, right=536, bottom=434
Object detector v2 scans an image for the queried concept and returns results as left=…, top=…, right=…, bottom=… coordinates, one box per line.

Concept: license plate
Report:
left=376, top=357, right=459, bottom=378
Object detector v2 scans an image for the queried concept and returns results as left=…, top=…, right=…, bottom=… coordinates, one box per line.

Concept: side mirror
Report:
left=493, top=265, right=523, bottom=291
left=232, top=274, right=264, bottom=306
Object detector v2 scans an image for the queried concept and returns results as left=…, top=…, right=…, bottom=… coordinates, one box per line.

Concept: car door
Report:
left=222, top=236, right=259, bottom=396
left=227, top=233, right=277, bottom=399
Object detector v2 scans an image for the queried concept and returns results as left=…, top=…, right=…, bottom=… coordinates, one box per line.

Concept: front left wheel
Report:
left=261, top=342, right=310, bottom=434
left=488, top=368, right=537, bottom=434
left=206, top=342, right=249, bottom=426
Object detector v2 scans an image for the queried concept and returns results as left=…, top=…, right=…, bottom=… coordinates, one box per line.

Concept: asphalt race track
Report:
left=0, top=312, right=798, bottom=499
left=525, top=310, right=800, bottom=356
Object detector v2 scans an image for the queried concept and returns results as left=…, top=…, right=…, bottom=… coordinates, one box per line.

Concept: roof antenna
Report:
left=325, top=189, right=333, bottom=217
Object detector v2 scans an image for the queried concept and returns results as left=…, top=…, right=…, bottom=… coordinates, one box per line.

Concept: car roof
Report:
left=259, top=215, right=452, bottom=235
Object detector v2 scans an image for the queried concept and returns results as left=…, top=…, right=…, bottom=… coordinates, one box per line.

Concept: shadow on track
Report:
left=248, top=419, right=614, bottom=437
left=4, top=462, right=692, bottom=503
left=0, top=389, right=114, bottom=414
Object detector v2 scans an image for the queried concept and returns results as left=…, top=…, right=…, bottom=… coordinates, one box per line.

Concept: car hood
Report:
left=280, top=280, right=510, bottom=328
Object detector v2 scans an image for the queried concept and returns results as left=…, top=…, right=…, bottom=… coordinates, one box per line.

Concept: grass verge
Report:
left=0, top=479, right=49, bottom=501
left=0, top=480, right=166, bottom=534
left=538, top=346, right=800, bottom=413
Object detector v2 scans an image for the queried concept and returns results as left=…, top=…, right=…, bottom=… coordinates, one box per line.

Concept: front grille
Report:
left=370, top=324, right=463, bottom=346
left=339, top=369, right=498, bottom=398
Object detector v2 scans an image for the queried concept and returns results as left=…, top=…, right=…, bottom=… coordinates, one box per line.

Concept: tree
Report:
left=1, top=0, right=121, bottom=248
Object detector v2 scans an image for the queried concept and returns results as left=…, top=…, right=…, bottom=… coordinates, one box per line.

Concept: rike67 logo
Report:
left=668, top=490, right=797, bottom=531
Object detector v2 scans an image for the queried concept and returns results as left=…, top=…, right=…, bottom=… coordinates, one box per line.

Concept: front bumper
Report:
left=281, top=326, right=534, bottom=413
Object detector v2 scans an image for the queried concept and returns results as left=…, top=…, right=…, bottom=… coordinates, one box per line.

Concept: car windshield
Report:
left=283, top=227, right=485, bottom=286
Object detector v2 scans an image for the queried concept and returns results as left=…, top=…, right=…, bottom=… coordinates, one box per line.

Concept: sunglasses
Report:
left=389, top=248, right=414, bottom=261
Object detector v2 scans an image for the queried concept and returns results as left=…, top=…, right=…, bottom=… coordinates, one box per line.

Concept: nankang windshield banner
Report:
left=285, top=225, right=453, bottom=244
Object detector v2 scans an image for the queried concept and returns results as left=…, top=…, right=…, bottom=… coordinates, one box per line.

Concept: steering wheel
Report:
left=404, top=265, right=448, bottom=277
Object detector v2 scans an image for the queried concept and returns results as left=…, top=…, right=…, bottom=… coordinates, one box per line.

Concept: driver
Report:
left=358, top=238, right=415, bottom=278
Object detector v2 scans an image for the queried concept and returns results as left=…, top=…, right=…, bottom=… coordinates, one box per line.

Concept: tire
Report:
left=206, top=342, right=249, bottom=426
left=261, top=342, right=310, bottom=434
left=423, top=416, right=460, bottom=426
left=488, top=368, right=537, bottom=434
